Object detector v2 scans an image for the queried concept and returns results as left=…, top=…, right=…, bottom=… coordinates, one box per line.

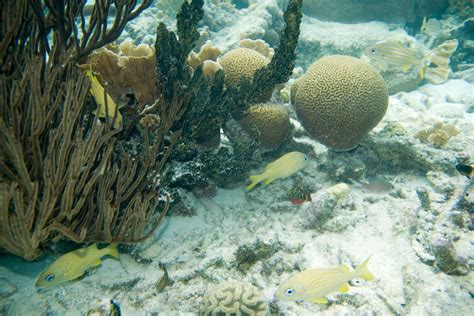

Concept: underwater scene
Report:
left=0, top=0, right=473, bottom=315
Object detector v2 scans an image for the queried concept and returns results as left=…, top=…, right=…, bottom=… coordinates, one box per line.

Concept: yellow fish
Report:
left=36, top=243, right=119, bottom=288
left=83, top=68, right=122, bottom=129
left=363, top=39, right=458, bottom=84
left=246, top=151, right=308, bottom=190
left=275, top=256, right=374, bottom=304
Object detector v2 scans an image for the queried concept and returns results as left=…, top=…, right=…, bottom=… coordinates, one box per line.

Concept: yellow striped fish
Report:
left=363, top=39, right=458, bottom=84
left=275, top=256, right=374, bottom=304
left=36, top=243, right=120, bottom=288
left=421, top=17, right=442, bottom=36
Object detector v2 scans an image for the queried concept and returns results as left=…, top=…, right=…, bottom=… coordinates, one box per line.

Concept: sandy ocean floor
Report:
left=1, top=1, right=473, bottom=315
left=1, top=78, right=473, bottom=315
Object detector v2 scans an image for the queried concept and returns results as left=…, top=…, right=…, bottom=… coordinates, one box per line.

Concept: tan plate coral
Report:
left=87, top=40, right=158, bottom=106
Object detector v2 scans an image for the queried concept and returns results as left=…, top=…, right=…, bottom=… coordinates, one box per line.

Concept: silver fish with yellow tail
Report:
left=363, top=39, right=458, bottom=84
left=421, top=17, right=442, bottom=36
left=275, top=255, right=374, bottom=304
left=36, top=243, right=120, bottom=288
left=246, top=151, right=308, bottom=190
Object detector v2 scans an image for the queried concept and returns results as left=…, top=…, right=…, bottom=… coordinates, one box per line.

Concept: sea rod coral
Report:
left=163, top=0, right=303, bottom=189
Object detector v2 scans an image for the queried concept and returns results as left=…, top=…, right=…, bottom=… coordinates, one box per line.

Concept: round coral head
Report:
left=292, top=55, right=389, bottom=151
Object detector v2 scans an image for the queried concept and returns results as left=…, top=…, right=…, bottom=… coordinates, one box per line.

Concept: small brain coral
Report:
left=292, top=55, right=389, bottom=151
left=218, top=47, right=269, bottom=87
left=240, top=104, right=290, bottom=149
left=199, top=281, right=269, bottom=316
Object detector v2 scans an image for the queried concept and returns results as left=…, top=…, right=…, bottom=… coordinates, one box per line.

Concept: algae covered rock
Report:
left=240, top=104, right=290, bottom=150
left=292, top=55, right=388, bottom=151
left=200, top=281, right=269, bottom=316
left=235, top=239, right=281, bottom=271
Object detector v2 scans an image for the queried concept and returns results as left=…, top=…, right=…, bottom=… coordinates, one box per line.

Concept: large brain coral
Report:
left=240, top=103, right=290, bottom=150
left=292, top=55, right=388, bottom=151
left=199, top=281, right=269, bottom=316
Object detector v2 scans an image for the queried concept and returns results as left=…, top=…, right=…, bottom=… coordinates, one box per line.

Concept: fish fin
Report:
left=424, top=66, right=449, bottom=84
left=246, top=174, right=263, bottom=190
left=338, top=283, right=350, bottom=292
left=420, top=17, right=427, bottom=32
left=401, top=64, right=412, bottom=73
left=104, top=243, right=120, bottom=259
left=264, top=177, right=274, bottom=185
left=337, top=264, right=350, bottom=273
left=418, top=65, right=426, bottom=79
left=424, top=39, right=458, bottom=84
left=311, top=297, right=329, bottom=304
left=356, top=255, right=375, bottom=281
left=64, top=270, right=87, bottom=281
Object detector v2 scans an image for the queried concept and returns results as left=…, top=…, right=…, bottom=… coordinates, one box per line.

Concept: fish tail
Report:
left=355, top=255, right=375, bottom=281
left=105, top=243, right=120, bottom=259
left=246, top=174, right=264, bottom=190
left=418, top=64, right=426, bottom=79
left=424, top=39, right=458, bottom=84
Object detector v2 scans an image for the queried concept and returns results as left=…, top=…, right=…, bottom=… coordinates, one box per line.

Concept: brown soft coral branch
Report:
left=0, top=0, right=176, bottom=260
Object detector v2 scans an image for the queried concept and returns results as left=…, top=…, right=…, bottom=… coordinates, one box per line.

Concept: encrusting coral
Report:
left=239, top=104, right=290, bottom=150
left=415, top=122, right=459, bottom=147
left=292, top=55, right=389, bottom=151
left=139, top=114, right=161, bottom=131
left=199, top=281, right=269, bottom=316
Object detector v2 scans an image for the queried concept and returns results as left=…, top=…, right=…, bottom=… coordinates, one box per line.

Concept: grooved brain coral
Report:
left=218, top=47, right=269, bottom=87
left=292, top=55, right=389, bottom=151
left=240, top=104, right=290, bottom=150
left=199, top=281, right=269, bottom=316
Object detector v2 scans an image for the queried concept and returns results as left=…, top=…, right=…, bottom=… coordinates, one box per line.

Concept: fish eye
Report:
left=370, top=48, right=376, bottom=53
left=286, top=288, right=295, bottom=296
left=45, top=274, right=55, bottom=282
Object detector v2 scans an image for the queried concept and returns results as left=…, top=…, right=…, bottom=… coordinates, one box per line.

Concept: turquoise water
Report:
left=0, top=1, right=473, bottom=315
